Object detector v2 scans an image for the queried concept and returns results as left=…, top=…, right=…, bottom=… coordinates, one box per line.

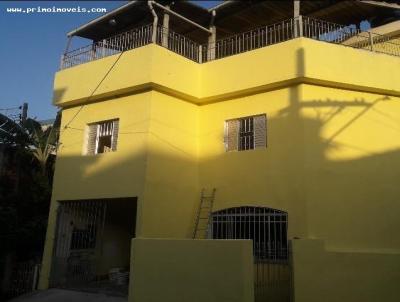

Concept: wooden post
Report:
left=199, top=45, right=203, bottom=63
left=208, top=25, right=216, bottom=61
left=368, top=31, right=374, bottom=51
left=294, top=0, right=301, bottom=37
left=59, top=54, right=65, bottom=69
left=207, top=10, right=216, bottom=61
left=21, top=103, right=28, bottom=123
left=298, top=15, right=303, bottom=37
left=148, top=1, right=158, bottom=43
left=294, top=0, right=300, bottom=18
left=162, top=5, right=170, bottom=47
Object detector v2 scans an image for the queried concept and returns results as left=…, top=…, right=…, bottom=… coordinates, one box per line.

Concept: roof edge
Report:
left=207, top=0, right=235, bottom=12
left=67, top=1, right=140, bottom=37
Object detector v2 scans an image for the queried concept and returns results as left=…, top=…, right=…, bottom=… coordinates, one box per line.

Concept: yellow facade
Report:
left=40, top=37, right=400, bottom=299
left=292, top=239, right=400, bottom=302
left=129, top=239, right=254, bottom=302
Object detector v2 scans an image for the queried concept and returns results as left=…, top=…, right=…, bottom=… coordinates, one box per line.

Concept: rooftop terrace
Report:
left=59, top=1, right=400, bottom=69
left=61, top=15, right=400, bottom=69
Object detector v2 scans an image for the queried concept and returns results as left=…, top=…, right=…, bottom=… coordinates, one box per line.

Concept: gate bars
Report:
left=50, top=200, right=107, bottom=287
left=210, top=206, right=291, bottom=302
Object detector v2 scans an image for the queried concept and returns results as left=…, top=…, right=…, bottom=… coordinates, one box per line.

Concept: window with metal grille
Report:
left=86, top=119, right=119, bottom=155
left=239, top=117, right=254, bottom=150
left=210, top=207, right=288, bottom=261
left=224, top=114, right=266, bottom=152
left=70, top=224, right=97, bottom=250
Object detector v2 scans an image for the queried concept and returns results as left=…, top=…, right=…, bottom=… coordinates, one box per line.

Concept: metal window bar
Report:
left=210, top=207, right=288, bottom=261
left=210, top=206, right=290, bottom=302
left=94, top=120, right=114, bottom=154
left=239, top=117, right=254, bottom=151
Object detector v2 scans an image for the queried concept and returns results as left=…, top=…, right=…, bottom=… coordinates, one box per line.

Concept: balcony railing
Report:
left=61, top=24, right=199, bottom=69
left=302, top=16, right=400, bottom=57
left=200, top=18, right=298, bottom=62
left=60, top=16, right=400, bottom=69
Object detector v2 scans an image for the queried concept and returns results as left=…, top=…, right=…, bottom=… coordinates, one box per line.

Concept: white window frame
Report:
left=85, top=119, right=119, bottom=155
left=94, top=120, right=114, bottom=154
left=224, top=114, right=266, bottom=152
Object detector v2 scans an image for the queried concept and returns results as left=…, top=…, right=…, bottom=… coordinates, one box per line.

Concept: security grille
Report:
left=239, top=117, right=254, bottom=151
left=87, top=119, right=119, bottom=155
left=50, top=200, right=107, bottom=287
left=210, top=206, right=291, bottom=302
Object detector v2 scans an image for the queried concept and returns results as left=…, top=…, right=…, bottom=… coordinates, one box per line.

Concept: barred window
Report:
left=86, top=119, right=119, bottom=155
left=224, top=114, right=266, bottom=151
left=210, top=207, right=288, bottom=261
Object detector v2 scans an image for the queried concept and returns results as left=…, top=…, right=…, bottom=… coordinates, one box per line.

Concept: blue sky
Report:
left=0, top=1, right=222, bottom=120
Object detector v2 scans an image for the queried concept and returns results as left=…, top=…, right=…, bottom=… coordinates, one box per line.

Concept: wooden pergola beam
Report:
left=358, top=0, right=400, bottom=10
left=294, top=0, right=300, bottom=18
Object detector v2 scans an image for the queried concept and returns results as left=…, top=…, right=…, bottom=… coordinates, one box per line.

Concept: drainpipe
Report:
left=207, top=10, right=216, bottom=61
left=148, top=1, right=158, bottom=43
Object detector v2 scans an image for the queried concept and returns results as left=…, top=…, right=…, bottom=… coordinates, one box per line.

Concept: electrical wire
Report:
left=62, top=50, right=126, bottom=133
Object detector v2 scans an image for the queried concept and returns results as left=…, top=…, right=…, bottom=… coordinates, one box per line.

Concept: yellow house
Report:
left=39, top=1, right=400, bottom=301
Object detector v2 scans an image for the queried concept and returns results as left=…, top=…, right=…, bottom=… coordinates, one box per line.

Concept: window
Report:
left=224, top=114, right=266, bottom=151
left=210, top=207, right=288, bottom=261
left=70, top=223, right=97, bottom=250
left=239, top=117, right=254, bottom=150
left=86, top=119, right=119, bottom=155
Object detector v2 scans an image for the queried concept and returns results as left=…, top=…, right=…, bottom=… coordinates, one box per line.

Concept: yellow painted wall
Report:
left=53, top=44, right=200, bottom=107
left=41, top=36, right=400, bottom=294
left=54, top=38, right=400, bottom=107
left=199, top=84, right=400, bottom=250
left=52, top=92, right=151, bottom=201
left=292, top=239, right=400, bottom=302
left=129, top=238, right=254, bottom=302
left=141, top=91, right=199, bottom=238
left=300, top=85, right=400, bottom=250
left=39, top=92, right=152, bottom=289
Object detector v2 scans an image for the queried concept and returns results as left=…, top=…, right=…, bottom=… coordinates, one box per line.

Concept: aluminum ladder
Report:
left=192, top=188, right=216, bottom=239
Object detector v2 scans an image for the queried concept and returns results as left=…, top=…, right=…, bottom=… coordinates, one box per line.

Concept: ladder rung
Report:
left=193, top=188, right=216, bottom=239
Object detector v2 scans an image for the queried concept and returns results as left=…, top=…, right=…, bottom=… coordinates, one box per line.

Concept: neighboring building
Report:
left=39, top=1, right=400, bottom=302
left=38, top=119, right=56, bottom=132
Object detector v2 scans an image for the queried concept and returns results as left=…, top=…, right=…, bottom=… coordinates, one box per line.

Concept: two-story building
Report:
left=39, top=1, right=400, bottom=301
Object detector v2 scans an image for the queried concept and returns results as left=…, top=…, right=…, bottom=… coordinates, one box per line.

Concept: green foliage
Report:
left=0, top=113, right=60, bottom=259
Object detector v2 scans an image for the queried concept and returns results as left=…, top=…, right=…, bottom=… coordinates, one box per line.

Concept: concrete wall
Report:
left=292, top=239, right=400, bottom=302
left=129, top=239, right=254, bottom=302
left=141, top=91, right=199, bottom=238
left=39, top=92, right=151, bottom=289
left=199, top=84, right=400, bottom=250
left=41, top=37, right=400, bottom=290
left=54, top=39, right=400, bottom=108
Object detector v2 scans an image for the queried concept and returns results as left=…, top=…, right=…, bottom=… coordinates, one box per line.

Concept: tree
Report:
left=0, top=112, right=61, bottom=178
left=24, top=114, right=61, bottom=177
left=0, top=112, right=60, bottom=298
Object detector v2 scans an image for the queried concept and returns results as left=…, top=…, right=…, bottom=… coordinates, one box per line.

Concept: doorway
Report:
left=50, top=197, right=137, bottom=295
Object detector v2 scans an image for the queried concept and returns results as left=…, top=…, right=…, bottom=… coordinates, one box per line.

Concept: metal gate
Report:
left=210, top=206, right=291, bottom=302
left=50, top=200, right=107, bottom=288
